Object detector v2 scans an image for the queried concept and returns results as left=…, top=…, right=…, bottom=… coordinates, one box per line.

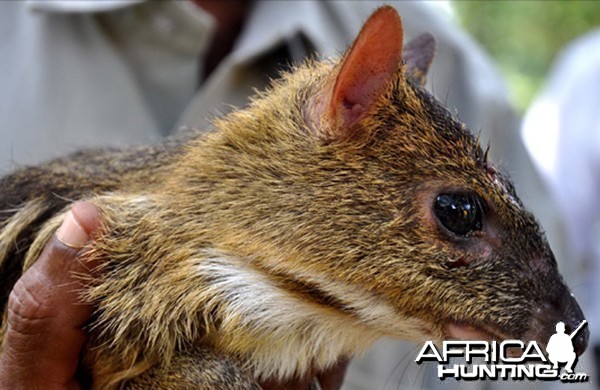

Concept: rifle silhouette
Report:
left=570, top=320, right=587, bottom=339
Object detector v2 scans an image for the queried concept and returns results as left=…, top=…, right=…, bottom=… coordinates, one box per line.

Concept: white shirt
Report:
left=1, top=1, right=516, bottom=176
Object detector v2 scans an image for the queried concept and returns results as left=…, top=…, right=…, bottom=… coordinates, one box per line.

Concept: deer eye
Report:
left=434, top=193, right=484, bottom=236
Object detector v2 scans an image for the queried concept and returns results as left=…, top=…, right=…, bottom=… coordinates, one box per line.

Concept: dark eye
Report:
left=434, top=193, right=484, bottom=236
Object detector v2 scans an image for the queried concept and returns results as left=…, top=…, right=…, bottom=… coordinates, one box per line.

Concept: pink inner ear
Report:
left=330, top=6, right=404, bottom=133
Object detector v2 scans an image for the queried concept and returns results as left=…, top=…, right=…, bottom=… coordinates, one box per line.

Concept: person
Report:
left=0, top=1, right=537, bottom=388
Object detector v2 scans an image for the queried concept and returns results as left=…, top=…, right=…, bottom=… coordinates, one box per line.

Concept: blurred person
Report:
left=0, top=1, right=516, bottom=175
left=523, top=29, right=600, bottom=387
left=0, top=1, right=546, bottom=388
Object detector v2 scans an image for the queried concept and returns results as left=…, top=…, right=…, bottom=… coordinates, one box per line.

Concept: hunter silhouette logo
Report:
left=547, top=320, right=586, bottom=373
left=415, top=320, right=589, bottom=382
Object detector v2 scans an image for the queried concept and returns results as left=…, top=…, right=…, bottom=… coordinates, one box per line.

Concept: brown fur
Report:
left=0, top=7, right=587, bottom=389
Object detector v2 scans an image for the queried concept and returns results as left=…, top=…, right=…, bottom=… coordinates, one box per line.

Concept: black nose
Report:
left=573, top=324, right=589, bottom=356
left=564, top=296, right=589, bottom=356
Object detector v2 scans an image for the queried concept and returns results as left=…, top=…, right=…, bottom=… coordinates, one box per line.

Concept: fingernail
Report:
left=56, top=210, right=90, bottom=249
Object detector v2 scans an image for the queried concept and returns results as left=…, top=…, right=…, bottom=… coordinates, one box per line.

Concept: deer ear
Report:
left=403, top=33, right=436, bottom=86
left=313, top=6, right=403, bottom=142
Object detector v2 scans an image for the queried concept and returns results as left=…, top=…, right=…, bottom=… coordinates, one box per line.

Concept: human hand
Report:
left=0, top=202, right=102, bottom=390
left=0, top=201, right=347, bottom=389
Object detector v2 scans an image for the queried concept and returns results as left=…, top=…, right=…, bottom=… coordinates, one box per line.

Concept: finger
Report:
left=0, top=202, right=102, bottom=387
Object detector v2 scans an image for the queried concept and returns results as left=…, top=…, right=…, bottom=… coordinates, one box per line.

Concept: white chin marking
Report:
left=198, top=250, right=429, bottom=380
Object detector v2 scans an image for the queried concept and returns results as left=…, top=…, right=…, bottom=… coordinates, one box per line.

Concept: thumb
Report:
left=0, top=202, right=102, bottom=389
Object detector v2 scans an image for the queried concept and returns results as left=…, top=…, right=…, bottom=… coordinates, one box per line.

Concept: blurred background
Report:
left=452, top=0, right=600, bottom=112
